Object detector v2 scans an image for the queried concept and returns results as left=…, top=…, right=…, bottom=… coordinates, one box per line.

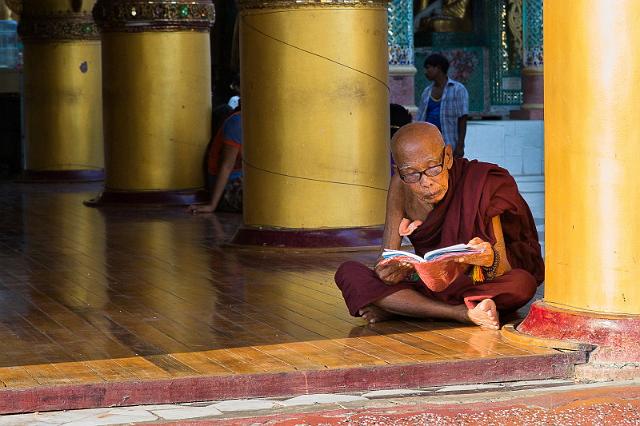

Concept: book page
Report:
left=381, top=249, right=424, bottom=263
left=423, top=244, right=479, bottom=262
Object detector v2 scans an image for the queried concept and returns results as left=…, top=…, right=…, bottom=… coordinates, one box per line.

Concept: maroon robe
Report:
left=335, top=158, right=544, bottom=317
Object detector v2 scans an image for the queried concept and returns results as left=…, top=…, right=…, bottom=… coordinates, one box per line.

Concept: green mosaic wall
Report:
left=388, top=0, right=414, bottom=65
left=523, top=0, right=543, bottom=67
left=485, top=0, right=523, bottom=105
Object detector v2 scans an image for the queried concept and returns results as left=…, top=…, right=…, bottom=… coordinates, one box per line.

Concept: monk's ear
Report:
left=444, top=145, right=454, bottom=169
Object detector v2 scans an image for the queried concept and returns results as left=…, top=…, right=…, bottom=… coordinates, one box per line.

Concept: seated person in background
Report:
left=203, top=103, right=236, bottom=193
left=189, top=110, right=243, bottom=214
left=335, top=122, right=544, bottom=329
left=203, top=74, right=241, bottom=193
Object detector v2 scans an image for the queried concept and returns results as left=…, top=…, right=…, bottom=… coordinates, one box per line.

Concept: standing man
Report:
left=417, top=53, right=469, bottom=158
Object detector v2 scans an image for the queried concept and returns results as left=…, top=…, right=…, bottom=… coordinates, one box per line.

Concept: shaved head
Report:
left=390, top=122, right=453, bottom=205
left=391, top=122, right=445, bottom=167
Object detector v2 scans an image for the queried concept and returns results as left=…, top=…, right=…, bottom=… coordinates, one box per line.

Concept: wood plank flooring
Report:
left=0, top=182, right=581, bottom=414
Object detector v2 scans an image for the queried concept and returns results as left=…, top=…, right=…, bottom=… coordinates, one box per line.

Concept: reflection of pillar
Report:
left=102, top=213, right=217, bottom=350
left=388, top=0, right=417, bottom=115
left=510, top=0, right=543, bottom=119
left=90, top=1, right=214, bottom=205
left=514, top=1, right=640, bottom=370
left=232, top=0, right=389, bottom=249
left=23, top=192, right=108, bottom=310
left=19, top=0, right=104, bottom=181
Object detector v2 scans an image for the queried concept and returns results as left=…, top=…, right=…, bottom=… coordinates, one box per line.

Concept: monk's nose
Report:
left=419, top=173, right=435, bottom=188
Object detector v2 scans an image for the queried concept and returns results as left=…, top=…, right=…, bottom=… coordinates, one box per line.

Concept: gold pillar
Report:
left=544, top=1, right=639, bottom=315
left=91, top=0, right=214, bottom=205
left=235, top=0, right=389, bottom=247
left=19, top=0, right=104, bottom=181
left=513, top=0, right=640, bottom=366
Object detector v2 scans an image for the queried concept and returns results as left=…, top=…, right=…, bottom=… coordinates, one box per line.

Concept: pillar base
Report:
left=85, top=188, right=208, bottom=207
left=516, top=301, right=640, bottom=363
left=229, top=225, right=383, bottom=251
left=19, top=169, right=104, bottom=183
left=510, top=67, right=543, bottom=120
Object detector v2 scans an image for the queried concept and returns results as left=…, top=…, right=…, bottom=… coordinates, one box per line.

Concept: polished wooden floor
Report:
left=0, top=182, right=581, bottom=414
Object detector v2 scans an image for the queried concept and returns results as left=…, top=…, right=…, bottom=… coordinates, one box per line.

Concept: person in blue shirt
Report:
left=417, top=54, right=469, bottom=158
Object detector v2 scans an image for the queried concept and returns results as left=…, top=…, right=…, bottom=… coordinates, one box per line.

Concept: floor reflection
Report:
left=0, top=183, right=554, bottom=380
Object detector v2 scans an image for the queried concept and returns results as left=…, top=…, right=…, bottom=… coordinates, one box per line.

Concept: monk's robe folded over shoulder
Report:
left=335, top=158, right=544, bottom=317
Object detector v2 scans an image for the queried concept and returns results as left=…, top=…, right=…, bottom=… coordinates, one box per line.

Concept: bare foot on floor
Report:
left=359, top=305, right=395, bottom=324
left=466, top=299, right=500, bottom=330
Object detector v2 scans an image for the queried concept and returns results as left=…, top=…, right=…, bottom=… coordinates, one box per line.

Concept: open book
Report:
left=379, top=244, right=481, bottom=292
left=382, top=244, right=479, bottom=263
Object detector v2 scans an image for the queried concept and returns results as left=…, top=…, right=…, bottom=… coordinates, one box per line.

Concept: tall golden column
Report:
left=514, top=1, right=640, bottom=368
left=232, top=0, right=390, bottom=249
left=18, top=0, right=104, bottom=181
left=90, top=0, right=214, bottom=205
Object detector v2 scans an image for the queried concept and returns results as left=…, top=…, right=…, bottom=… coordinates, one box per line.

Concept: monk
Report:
left=335, top=122, right=544, bottom=329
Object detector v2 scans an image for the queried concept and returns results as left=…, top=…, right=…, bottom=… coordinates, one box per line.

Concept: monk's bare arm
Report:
left=491, top=215, right=512, bottom=276
left=375, top=174, right=414, bottom=285
left=381, top=173, right=405, bottom=252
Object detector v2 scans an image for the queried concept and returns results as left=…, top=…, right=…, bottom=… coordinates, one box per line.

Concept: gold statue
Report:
left=0, top=0, right=10, bottom=19
left=414, top=0, right=473, bottom=33
left=3, top=0, right=20, bottom=20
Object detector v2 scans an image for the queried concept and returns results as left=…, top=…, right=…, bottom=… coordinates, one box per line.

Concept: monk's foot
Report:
left=466, top=299, right=500, bottom=330
left=359, top=305, right=395, bottom=324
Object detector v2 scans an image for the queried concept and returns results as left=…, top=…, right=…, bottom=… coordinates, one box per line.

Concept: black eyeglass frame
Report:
left=398, top=146, right=447, bottom=184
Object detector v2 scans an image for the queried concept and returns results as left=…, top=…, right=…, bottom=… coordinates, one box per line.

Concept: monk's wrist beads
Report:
left=482, top=248, right=500, bottom=280
left=470, top=246, right=500, bottom=283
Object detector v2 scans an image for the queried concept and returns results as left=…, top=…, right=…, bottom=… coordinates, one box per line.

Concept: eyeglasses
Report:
left=398, top=147, right=446, bottom=183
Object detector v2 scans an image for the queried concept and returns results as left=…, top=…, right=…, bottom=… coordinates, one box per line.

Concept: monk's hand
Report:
left=398, top=218, right=423, bottom=236
left=374, top=258, right=414, bottom=285
left=455, top=237, right=494, bottom=267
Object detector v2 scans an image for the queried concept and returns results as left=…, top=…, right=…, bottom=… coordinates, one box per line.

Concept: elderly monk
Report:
left=335, top=122, right=544, bottom=329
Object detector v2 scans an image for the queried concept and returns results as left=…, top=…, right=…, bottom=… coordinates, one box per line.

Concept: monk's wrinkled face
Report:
left=394, top=138, right=453, bottom=205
